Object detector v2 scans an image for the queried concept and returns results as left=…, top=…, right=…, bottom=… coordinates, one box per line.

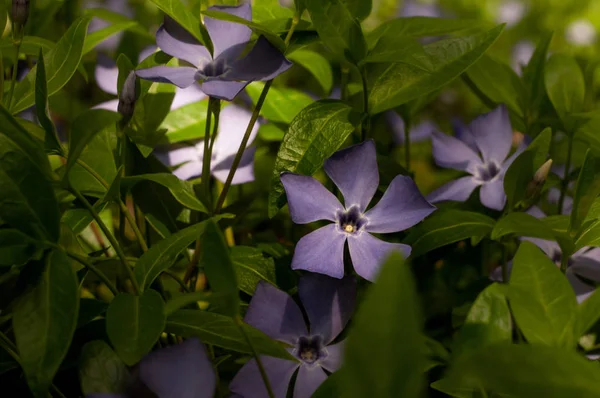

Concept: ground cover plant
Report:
left=1, top=0, right=600, bottom=396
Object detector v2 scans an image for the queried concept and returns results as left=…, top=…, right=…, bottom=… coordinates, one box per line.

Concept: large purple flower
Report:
left=136, top=4, right=292, bottom=101
left=86, top=338, right=215, bottom=398
left=230, top=275, right=356, bottom=398
left=281, top=140, right=436, bottom=281
left=155, top=104, right=258, bottom=184
left=428, top=105, right=524, bottom=211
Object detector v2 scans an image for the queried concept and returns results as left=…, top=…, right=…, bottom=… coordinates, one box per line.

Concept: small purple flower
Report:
left=385, top=111, right=438, bottom=145
left=281, top=140, right=436, bottom=281
left=136, top=4, right=292, bottom=101
left=428, top=105, right=524, bottom=211
left=86, top=338, right=215, bottom=398
left=230, top=275, right=356, bottom=398
left=155, top=104, right=258, bottom=183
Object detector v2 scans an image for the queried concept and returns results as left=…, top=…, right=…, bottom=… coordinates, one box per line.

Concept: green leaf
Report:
left=35, top=50, right=62, bottom=156
left=246, top=81, right=314, bottom=124
left=149, top=0, right=213, bottom=53
left=341, top=0, right=372, bottom=20
left=106, top=290, right=166, bottom=366
left=286, top=49, right=334, bottom=95
left=303, top=0, right=367, bottom=63
left=465, top=53, right=526, bottom=117
left=268, top=100, right=363, bottom=217
left=83, top=7, right=150, bottom=38
left=164, top=292, right=214, bottom=316
left=13, top=250, right=79, bottom=397
left=165, top=309, right=297, bottom=361
left=577, top=286, right=600, bottom=336
left=65, top=110, right=122, bottom=178
left=522, top=32, right=553, bottom=113
left=403, top=210, right=495, bottom=257
left=313, top=371, right=345, bottom=398
left=79, top=340, right=131, bottom=396
left=0, top=229, right=42, bottom=266
left=134, top=219, right=214, bottom=290
left=503, top=127, right=552, bottom=209
left=11, top=17, right=92, bottom=114
left=544, top=53, right=585, bottom=127
left=252, top=0, right=294, bottom=22
left=434, top=344, right=600, bottom=398
left=122, top=174, right=207, bottom=213
left=362, top=36, right=431, bottom=71
left=570, top=151, right=600, bottom=234
left=0, top=36, right=55, bottom=58
left=368, top=25, right=504, bottom=115
left=453, top=284, right=512, bottom=356
left=492, top=212, right=572, bottom=251
left=341, top=252, right=423, bottom=398
left=509, top=241, right=578, bottom=347
left=258, top=123, right=285, bottom=142
left=62, top=203, right=109, bottom=235
left=161, top=100, right=209, bottom=143
left=232, top=246, right=278, bottom=296
left=201, top=221, right=239, bottom=317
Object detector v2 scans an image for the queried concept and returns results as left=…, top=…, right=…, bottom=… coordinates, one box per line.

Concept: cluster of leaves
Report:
left=1, top=0, right=600, bottom=397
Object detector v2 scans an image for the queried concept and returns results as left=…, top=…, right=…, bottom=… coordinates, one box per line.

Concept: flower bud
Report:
left=11, top=0, right=30, bottom=29
left=526, top=159, right=553, bottom=199
left=117, top=71, right=139, bottom=123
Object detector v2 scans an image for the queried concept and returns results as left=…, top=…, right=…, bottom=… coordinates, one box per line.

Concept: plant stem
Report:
left=558, top=133, right=574, bottom=215
left=560, top=253, right=569, bottom=273
left=208, top=100, right=221, bottom=163
left=360, top=65, right=370, bottom=141
left=501, top=243, right=509, bottom=283
left=235, top=316, right=275, bottom=398
left=6, top=37, right=21, bottom=109
left=201, top=97, right=216, bottom=206
left=163, top=269, right=191, bottom=293
left=0, top=330, right=19, bottom=363
left=404, top=117, right=412, bottom=171
left=70, top=187, right=140, bottom=295
left=63, top=249, right=119, bottom=296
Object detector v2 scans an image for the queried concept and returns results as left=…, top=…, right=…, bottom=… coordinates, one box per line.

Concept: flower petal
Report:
left=136, top=66, right=197, bottom=88
left=157, top=19, right=211, bottom=67
left=199, top=79, right=249, bottom=101
left=570, top=254, right=600, bottom=283
left=469, top=105, right=513, bottom=164
left=324, top=140, right=379, bottom=211
left=280, top=174, right=342, bottom=223
left=227, top=36, right=293, bottom=82
left=566, top=268, right=595, bottom=303
left=431, top=130, right=482, bottom=173
left=521, top=237, right=561, bottom=260
left=320, top=341, right=344, bottom=372
left=205, top=4, right=252, bottom=61
left=156, top=146, right=199, bottom=167
left=212, top=105, right=258, bottom=158
left=480, top=179, right=506, bottom=210
left=452, top=117, right=479, bottom=152
left=298, top=274, right=356, bottom=344
left=291, top=224, right=346, bottom=279
left=229, top=356, right=299, bottom=398
left=173, top=161, right=203, bottom=181
left=347, top=233, right=411, bottom=282
left=171, top=84, right=207, bottom=110
left=92, top=99, right=119, bottom=112
left=293, top=365, right=328, bottom=398
left=427, top=176, right=480, bottom=204
left=95, top=55, right=118, bottom=95
left=364, top=175, right=436, bottom=233
left=386, top=112, right=436, bottom=145
left=212, top=146, right=256, bottom=185
left=244, top=281, right=307, bottom=343
left=139, top=338, right=215, bottom=398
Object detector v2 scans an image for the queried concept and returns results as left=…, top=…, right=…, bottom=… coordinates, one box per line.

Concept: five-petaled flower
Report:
left=281, top=140, right=435, bottom=281
left=136, top=4, right=292, bottom=101
left=86, top=338, right=215, bottom=398
left=428, top=105, right=525, bottom=211
left=155, top=104, right=258, bottom=183
left=230, top=275, right=356, bottom=398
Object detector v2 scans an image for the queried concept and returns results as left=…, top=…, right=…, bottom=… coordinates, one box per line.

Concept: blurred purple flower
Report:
left=155, top=104, right=258, bottom=183
left=230, top=275, right=356, bottom=398
left=385, top=111, right=438, bottom=145
left=511, top=40, right=535, bottom=75
left=428, top=105, right=524, bottom=211
left=136, top=4, right=292, bottom=101
left=281, top=140, right=435, bottom=281
left=86, top=338, right=215, bottom=398
left=85, top=0, right=133, bottom=52
left=400, top=0, right=442, bottom=18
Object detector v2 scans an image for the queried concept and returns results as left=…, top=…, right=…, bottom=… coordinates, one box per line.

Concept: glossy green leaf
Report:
left=522, top=33, right=553, bottom=113
left=544, top=53, right=585, bottom=126
left=79, top=340, right=131, bottom=396
left=404, top=210, right=495, bottom=257
left=13, top=251, right=79, bottom=397
left=164, top=292, right=214, bottom=316
left=571, top=151, right=600, bottom=234
left=246, top=81, right=314, bottom=124
left=231, top=246, right=278, bottom=296
left=106, top=290, right=166, bottom=366
left=83, top=7, right=150, bottom=38
left=257, top=123, right=285, bottom=142
left=122, top=174, right=207, bottom=213
left=11, top=17, right=92, bottom=114
left=342, top=252, right=423, bottom=398
left=62, top=203, right=109, bottom=235
left=161, top=100, right=209, bottom=143
left=268, top=100, right=363, bottom=217
left=368, top=25, right=504, bottom=114
left=0, top=36, right=55, bottom=59
left=252, top=0, right=294, bottom=22
left=342, top=0, right=372, bottom=20
left=165, top=309, right=297, bottom=361
left=286, top=49, right=333, bottom=94
left=509, top=241, right=578, bottom=347
left=492, top=212, right=571, bottom=249
left=134, top=219, right=214, bottom=290
left=35, top=50, right=62, bottom=156
left=0, top=229, right=42, bottom=266
left=362, top=36, right=431, bottom=71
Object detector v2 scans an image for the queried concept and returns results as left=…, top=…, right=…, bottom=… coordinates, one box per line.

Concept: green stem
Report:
left=558, top=133, right=574, bottom=215
left=201, top=97, right=216, bottom=206
left=360, top=65, right=369, bottom=141
left=501, top=243, right=509, bottom=283
left=7, top=38, right=21, bottom=109
left=63, top=249, right=119, bottom=296
left=70, top=187, right=141, bottom=295
left=0, top=51, right=4, bottom=105
left=560, top=253, right=570, bottom=273
left=0, top=330, right=19, bottom=363
left=235, top=316, right=275, bottom=398
left=208, top=100, right=221, bottom=169
left=163, top=269, right=191, bottom=293
left=404, top=116, right=411, bottom=171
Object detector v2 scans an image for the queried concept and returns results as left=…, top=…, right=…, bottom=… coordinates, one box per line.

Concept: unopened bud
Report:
left=526, top=159, right=553, bottom=198
left=117, top=71, right=139, bottom=123
left=11, top=0, right=30, bottom=29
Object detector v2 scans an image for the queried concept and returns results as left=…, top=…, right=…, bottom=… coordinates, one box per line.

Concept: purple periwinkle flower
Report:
left=281, top=140, right=435, bottom=281
left=230, top=275, right=356, bottom=398
left=156, top=104, right=258, bottom=183
left=428, top=105, right=524, bottom=211
left=385, top=111, right=438, bottom=145
left=86, top=338, right=215, bottom=398
left=136, top=4, right=292, bottom=101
